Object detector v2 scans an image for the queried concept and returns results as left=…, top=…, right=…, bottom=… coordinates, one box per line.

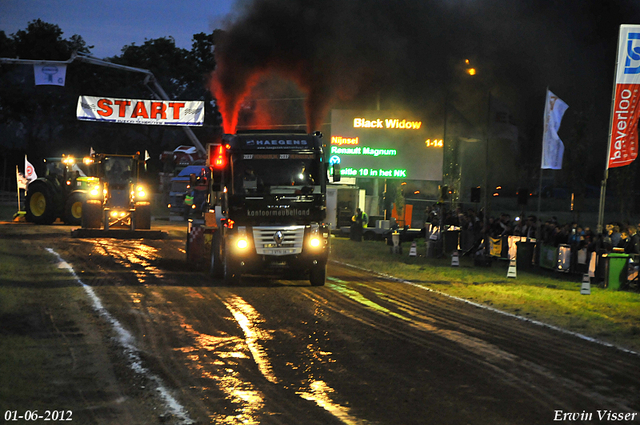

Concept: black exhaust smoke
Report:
left=211, top=0, right=404, bottom=133
left=211, top=0, right=639, bottom=147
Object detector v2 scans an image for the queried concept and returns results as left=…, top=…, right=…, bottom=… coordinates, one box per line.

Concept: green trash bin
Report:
left=603, top=253, right=630, bottom=290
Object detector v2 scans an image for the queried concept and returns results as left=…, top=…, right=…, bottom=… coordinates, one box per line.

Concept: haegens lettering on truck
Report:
left=246, top=139, right=309, bottom=147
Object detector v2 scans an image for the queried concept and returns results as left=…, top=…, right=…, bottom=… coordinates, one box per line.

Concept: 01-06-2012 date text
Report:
left=4, top=410, right=73, bottom=422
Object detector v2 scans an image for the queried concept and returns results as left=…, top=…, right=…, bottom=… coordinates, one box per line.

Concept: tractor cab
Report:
left=82, top=153, right=151, bottom=230
left=25, top=155, right=97, bottom=225
left=43, top=156, right=92, bottom=188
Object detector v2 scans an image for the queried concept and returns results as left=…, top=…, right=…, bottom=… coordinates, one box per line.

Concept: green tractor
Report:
left=82, top=153, right=152, bottom=230
left=25, top=155, right=98, bottom=225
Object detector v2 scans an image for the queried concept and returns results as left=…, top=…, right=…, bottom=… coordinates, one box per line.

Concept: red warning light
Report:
left=209, top=144, right=227, bottom=168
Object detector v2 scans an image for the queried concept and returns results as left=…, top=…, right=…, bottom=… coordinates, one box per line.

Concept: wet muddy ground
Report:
left=1, top=221, right=639, bottom=424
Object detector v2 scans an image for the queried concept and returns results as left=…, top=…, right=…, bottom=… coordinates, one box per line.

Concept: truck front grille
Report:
left=253, top=226, right=305, bottom=255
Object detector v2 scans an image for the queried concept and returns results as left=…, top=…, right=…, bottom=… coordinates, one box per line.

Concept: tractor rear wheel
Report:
left=25, top=183, right=56, bottom=225
left=64, top=192, right=84, bottom=225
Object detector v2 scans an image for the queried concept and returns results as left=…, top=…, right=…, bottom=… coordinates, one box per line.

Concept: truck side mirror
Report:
left=332, top=163, right=341, bottom=182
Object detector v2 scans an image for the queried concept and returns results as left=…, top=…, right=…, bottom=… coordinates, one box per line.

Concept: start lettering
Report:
left=96, top=99, right=185, bottom=120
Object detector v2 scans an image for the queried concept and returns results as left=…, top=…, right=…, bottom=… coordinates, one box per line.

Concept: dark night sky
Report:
left=4, top=0, right=640, bottom=178
left=212, top=0, right=640, bottom=177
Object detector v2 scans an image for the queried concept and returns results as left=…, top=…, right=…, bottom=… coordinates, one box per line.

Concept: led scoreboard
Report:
left=330, top=109, right=443, bottom=180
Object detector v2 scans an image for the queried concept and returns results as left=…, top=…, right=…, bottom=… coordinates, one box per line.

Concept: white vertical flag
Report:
left=25, top=156, right=38, bottom=182
left=34, top=64, right=67, bottom=86
left=541, top=90, right=569, bottom=170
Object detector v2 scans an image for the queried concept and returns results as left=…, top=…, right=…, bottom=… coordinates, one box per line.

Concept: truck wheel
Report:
left=209, top=232, right=223, bottom=279
left=25, top=183, right=56, bottom=225
left=135, top=204, right=151, bottom=229
left=64, top=192, right=84, bottom=225
left=223, top=250, right=241, bottom=285
left=82, top=202, right=102, bottom=229
left=309, top=263, right=327, bottom=286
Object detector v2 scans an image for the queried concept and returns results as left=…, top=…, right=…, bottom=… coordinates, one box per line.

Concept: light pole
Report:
left=462, top=60, right=492, bottom=229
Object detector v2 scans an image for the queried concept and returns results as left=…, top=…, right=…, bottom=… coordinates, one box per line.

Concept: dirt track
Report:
left=1, top=221, right=639, bottom=424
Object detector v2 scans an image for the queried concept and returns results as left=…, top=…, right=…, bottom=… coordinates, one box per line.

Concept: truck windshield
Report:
left=232, top=154, right=320, bottom=195
left=103, top=157, right=135, bottom=185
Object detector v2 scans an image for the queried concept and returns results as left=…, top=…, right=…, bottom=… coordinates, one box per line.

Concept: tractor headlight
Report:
left=89, top=185, right=101, bottom=197
left=135, top=185, right=147, bottom=200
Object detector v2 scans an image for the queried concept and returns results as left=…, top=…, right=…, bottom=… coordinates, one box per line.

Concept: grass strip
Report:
left=329, top=236, right=640, bottom=352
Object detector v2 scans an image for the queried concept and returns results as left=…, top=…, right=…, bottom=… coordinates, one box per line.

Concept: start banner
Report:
left=76, top=96, right=204, bottom=126
left=608, top=25, right=640, bottom=169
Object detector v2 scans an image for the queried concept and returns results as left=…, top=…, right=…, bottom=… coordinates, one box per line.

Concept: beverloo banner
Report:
left=77, top=96, right=204, bottom=126
left=608, top=25, right=640, bottom=169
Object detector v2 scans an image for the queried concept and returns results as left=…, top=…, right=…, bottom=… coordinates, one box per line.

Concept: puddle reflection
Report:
left=175, top=314, right=267, bottom=424
left=173, top=294, right=366, bottom=424
left=297, top=379, right=365, bottom=425
left=222, top=296, right=278, bottom=384
left=95, top=240, right=164, bottom=283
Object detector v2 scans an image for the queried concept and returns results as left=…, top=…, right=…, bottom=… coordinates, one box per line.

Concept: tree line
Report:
left=0, top=19, right=222, bottom=189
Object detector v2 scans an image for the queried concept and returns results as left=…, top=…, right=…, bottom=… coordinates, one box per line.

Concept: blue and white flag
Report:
left=541, top=90, right=569, bottom=170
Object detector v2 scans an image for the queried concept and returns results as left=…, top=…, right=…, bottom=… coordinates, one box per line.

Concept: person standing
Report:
left=350, top=208, right=368, bottom=241
left=625, top=225, right=640, bottom=254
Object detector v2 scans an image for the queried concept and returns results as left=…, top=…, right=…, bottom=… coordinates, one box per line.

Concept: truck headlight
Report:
left=308, top=224, right=324, bottom=249
left=235, top=227, right=249, bottom=250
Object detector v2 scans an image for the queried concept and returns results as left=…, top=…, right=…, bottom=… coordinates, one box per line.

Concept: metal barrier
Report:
left=0, top=191, right=23, bottom=206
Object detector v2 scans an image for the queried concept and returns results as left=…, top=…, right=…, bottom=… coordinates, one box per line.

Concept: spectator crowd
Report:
left=425, top=204, right=640, bottom=257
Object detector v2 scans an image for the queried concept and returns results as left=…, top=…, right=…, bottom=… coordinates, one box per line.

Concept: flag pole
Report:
left=15, top=165, right=21, bottom=212
left=597, top=26, right=624, bottom=234
left=537, top=87, right=549, bottom=221
left=483, top=91, right=491, bottom=230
